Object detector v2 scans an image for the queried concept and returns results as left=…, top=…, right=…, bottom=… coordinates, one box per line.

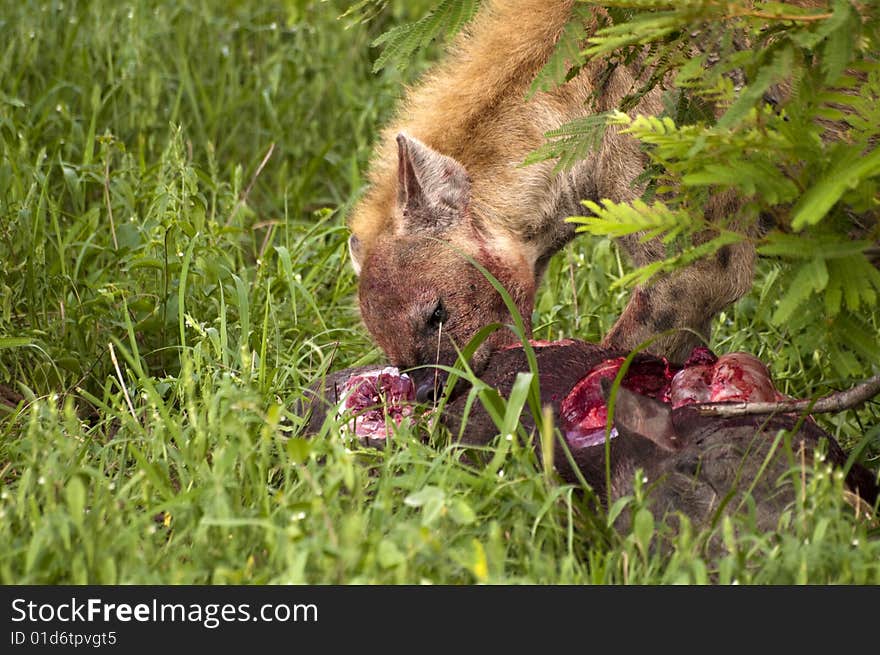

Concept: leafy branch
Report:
left=369, top=0, right=480, bottom=73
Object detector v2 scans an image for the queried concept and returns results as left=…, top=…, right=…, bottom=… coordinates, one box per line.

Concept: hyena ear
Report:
left=348, top=234, right=363, bottom=276
left=600, top=378, right=680, bottom=452
left=396, top=133, right=471, bottom=228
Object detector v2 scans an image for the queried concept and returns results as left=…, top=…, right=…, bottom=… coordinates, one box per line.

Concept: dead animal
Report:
left=298, top=341, right=879, bottom=531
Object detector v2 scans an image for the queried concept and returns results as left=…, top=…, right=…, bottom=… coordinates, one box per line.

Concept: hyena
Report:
left=347, top=0, right=756, bottom=400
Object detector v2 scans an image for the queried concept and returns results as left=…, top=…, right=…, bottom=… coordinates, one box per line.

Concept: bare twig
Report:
left=104, top=157, right=118, bottom=250
left=433, top=320, right=443, bottom=405
left=108, top=342, right=138, bottom=422
left=256, top=219, right=281, bottom=260
left=225, top=143, right=276, bottom=226
left=694, top=373, right=880, bottom=418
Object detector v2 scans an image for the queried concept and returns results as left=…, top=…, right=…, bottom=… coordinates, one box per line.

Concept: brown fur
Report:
left=348, top=0, right=763, bottom=375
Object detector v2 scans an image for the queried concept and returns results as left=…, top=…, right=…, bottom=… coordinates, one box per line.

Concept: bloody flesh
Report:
left=337, top=367, right=416, bottom=441
left=561, top=347, right=786, bottom=449
left=560, top=356, right=679, bottom=448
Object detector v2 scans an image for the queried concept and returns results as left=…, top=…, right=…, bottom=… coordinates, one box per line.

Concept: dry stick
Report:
left=433, top=320, right=443, bottom=403
left=104, top=157, right=118, bottom=250
left=256, top=219, right=282, bottom=260
left=108, top=342, right=138, bottom=422
left=694, top=373, right=880, bottom=418
left=225, top=142, right=276, bottom=226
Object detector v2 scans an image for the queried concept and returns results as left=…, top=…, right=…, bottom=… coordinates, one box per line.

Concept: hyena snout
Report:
left=410, top=367, right=448, bottom=404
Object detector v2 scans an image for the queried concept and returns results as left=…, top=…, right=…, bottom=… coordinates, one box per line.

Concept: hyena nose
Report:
left=415, top=376, right=445, bottom=404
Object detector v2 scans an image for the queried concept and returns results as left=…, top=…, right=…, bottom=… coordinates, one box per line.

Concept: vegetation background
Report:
left=1, top=0, right=878, bottom=583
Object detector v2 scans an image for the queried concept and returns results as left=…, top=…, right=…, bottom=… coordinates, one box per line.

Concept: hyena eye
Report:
left=427, top=300, right=448, bottom=329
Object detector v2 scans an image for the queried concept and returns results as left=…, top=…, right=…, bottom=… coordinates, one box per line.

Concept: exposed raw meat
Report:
left=560, top=356, right=678, bottom=448
left=336, top=367, right=416, bottom=442
left=559, top=358, right=625, bottom=448
left=667, top=365, right=713, bottom=407
left=561, top=347, right=786, bottom=449
left=704, top=352, right=781, bottom=404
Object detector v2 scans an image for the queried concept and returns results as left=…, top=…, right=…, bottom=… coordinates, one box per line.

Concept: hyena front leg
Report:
left=602, top=239, right=755, bottom=363
left=589, top=111, right=756, bottom=363
left=601, top=189, right=756, bottom=362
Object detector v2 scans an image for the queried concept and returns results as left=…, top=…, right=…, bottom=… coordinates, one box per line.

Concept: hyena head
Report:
left=349, top=133, right=536, bottom=399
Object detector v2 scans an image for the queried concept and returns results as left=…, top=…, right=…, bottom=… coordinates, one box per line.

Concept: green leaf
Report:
left=791, top=147, right=880, bottom=230
left=0, top=337, right=31, bottom=349
left=522, top=114, right=610, bottom=171
left=820, top=0, right=857, bottom=83
left=377, top=539, right=405, bottom=569
left=758, top=234, right=873, bottom=260
left=835, top=313, right=880, bottom=363
left=582, top=12, right=680, bottom=59
left=607, top=495, right=632, bottom=529
left=66, top=477, right=86, bottom=531
left=98, top=557, right=117, bottom=584
left=722, top=515, right=736, bottom=553
left=448, top=498, right=477, bottom=526
left=528, top=5, right=591, bottom=97
left=805, top=257, right=829, bottom=293
left=825, top=260, right=844, bottom=315
left=682, top=158, right=799, bottom=204
left=286, top=437, right=312, bottom=465
left=827, top=343, right=862, bottom=379
left=632, top=507, right=654, bottom=554
left=772, top=262, right=821, bottom=325
left=501, top=372, right=533, bottom=437
left=571, top=197, right=695, bottom=242
left=404, top=485, right=445, bottom=508
left=371, top=0, right=479, bottom=73
left=128, top=445, right=173, bottom=501
left=338, top=0, right=388, bottom=25
left=717, top=46, right=793, bottom=130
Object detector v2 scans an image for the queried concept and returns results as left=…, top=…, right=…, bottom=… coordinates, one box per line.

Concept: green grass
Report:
left=1, top=0, right=879, bottom=584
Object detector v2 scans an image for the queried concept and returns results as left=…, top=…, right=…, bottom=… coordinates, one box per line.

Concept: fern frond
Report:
left=762, top=244, right=880, bottom=323
left=758, top=234, right=874, bottom=260
left=339, top=0, right=389, bottom=26
left=371, top=0, right=480, bottom=73
left=772, top=258, right=828, bottom=325
left=570, top=197, right=697, bottom=243
left=612, top=232, right=744, bottom=288
left=527, top=4, right=592, bottom=98
left=791, top=145, right=880, bottom=229
left=521, top=114, right=610, bottom=172
left=817, top=68, right=880, bottom=145
left=582, top=11, right=683, bottom=59
left=833, top=312, right=880, bottom=364
left=682, top=158, right=799, bottom=204
left=820, top=0, right=859, bottom=83
left=717, top=45, right=794, bottom=130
